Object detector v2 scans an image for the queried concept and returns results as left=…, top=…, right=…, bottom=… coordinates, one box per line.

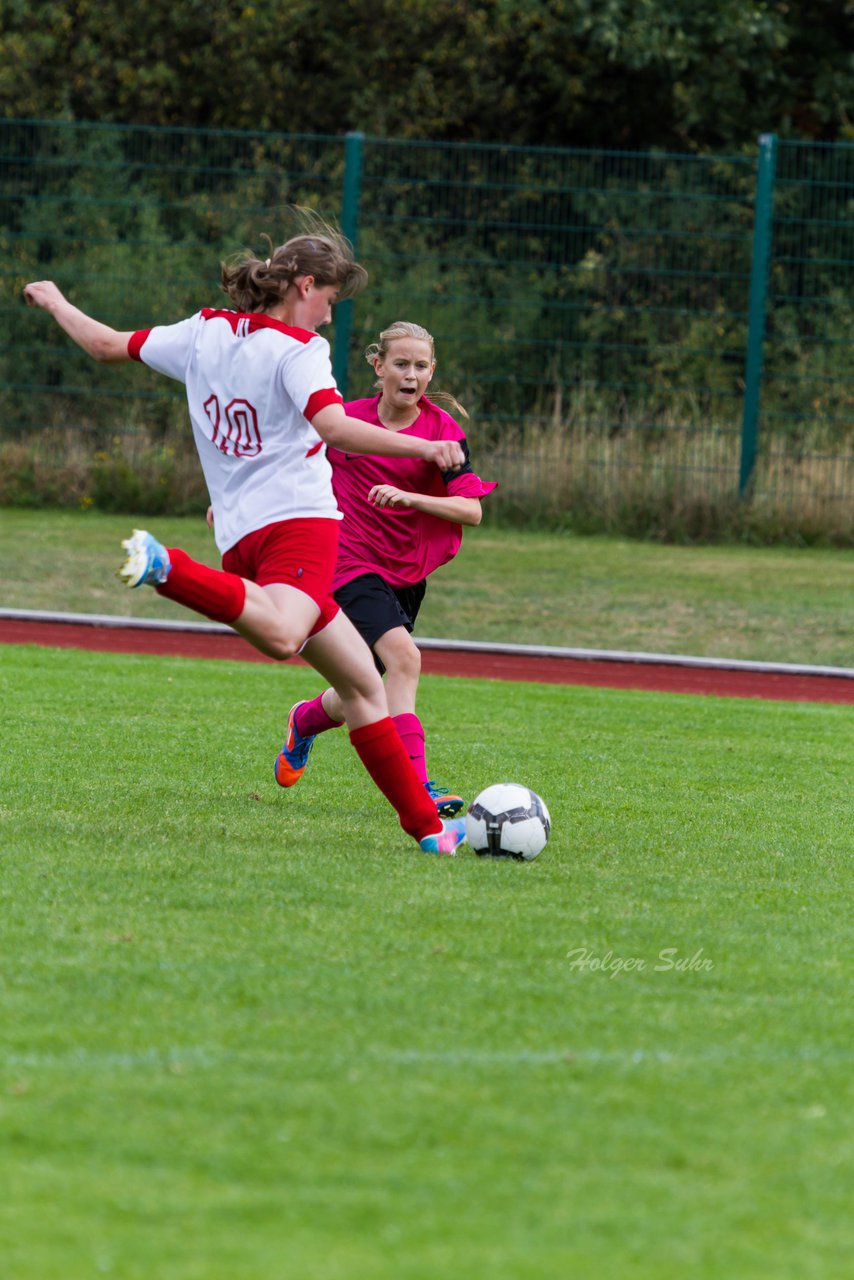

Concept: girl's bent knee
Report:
left=266, top=634, right=303, bottom=662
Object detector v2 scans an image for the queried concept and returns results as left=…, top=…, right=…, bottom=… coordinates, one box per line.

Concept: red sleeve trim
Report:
left=127, top=329, right=151, bottom=361
left=304, top=387, right=343, bottom=420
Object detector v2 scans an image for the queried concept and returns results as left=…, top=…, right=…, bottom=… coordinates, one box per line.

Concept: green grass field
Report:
left=1, top=641, right=851, bottom=1279
left=1, top=508, right=853, bottom=666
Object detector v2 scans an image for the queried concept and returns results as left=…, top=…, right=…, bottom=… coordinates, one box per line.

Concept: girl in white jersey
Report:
left=275, top=321, right=495, bottom=816
left=23, top=229, right=466, bottom=855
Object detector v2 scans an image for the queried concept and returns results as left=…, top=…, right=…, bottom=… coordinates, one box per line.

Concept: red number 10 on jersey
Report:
left=203, top=395, right=262, bottom=457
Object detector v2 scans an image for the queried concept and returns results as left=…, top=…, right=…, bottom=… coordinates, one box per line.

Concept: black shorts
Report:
left=334, top=573, right=427, bottom=670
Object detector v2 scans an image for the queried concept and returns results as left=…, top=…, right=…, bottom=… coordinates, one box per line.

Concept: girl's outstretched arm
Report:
left=312, top=403, right=464, bottom=471
left=23, top=281, right=134, bottom=363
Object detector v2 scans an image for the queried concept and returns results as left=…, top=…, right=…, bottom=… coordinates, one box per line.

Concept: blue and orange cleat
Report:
left=425, top=779, right=464, bottom=817
left=418, top=816, right=467, bottom=856
left=118, top=529, right=171, bottom=588
left=275, top=702, right=315, bottom=788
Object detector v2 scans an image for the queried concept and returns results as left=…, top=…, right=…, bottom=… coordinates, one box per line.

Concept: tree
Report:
left=1, top=1, right=853, bottom=149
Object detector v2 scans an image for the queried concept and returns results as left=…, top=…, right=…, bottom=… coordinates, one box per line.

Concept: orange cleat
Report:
left=274, top=702, right=315, bottom=788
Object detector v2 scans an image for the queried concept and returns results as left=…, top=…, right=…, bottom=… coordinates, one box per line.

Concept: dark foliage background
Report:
left=2, top=0, right=854, bottom=150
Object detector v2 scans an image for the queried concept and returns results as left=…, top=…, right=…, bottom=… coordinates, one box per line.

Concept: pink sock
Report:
left=296, top=692, right=343, bottom=738
left=393, top=712, right=428, bottom=785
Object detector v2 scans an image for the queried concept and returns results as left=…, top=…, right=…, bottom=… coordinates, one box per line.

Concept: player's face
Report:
left=376, top=338, right=435, bottom=410
left=299, top=280, right=339, bottom=331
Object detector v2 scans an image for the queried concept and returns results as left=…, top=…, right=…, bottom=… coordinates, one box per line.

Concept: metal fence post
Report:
left=332, top=131, right=365, bottom=398
left=739, top=132, right=778, bottom=495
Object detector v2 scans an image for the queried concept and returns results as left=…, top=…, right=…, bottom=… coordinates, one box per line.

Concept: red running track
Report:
left=1, top=616, right=852, bottom=705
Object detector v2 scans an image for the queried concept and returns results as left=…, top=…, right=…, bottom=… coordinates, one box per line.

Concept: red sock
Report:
left=349, top=718, right=442, bottom=842
left=393, top=712, right=428, bottom=785
left=156, top=547, right=246, bottom=624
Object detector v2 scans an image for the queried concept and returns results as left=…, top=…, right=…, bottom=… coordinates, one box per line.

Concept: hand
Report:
left=23, top=281, right=66, bottom=312
left=206, top=505, right=214, bottom=529
left=368, top=484, right=415, bottom=511
left=423, top=438, right=464, bottom=470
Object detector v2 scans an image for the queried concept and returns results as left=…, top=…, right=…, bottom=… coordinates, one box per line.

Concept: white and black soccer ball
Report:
left=466, top=783, right=551, bottom=861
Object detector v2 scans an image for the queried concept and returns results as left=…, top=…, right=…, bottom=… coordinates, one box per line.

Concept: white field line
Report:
left=1, top=606, right=852, bottom=679
left=4, top=1044, right=850, bottom=1071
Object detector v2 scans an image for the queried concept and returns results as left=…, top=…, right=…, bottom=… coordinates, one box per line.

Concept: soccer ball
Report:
left=466, top=783, right=551, bottom=861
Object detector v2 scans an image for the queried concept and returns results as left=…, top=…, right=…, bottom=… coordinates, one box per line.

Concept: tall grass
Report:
left=2, top=408, right=852, bottom=545
left=0, top=423, right=206, bottom=517
left=485, top=415, right=853, bottom=544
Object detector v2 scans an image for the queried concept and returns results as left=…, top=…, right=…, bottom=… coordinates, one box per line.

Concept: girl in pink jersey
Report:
left=23, top=232, right=466, bottom=855
left=275, top=321, right=495, bottom=815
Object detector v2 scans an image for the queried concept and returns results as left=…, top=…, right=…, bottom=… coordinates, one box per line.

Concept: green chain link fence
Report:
left=1, top=118, right=851, bottom=541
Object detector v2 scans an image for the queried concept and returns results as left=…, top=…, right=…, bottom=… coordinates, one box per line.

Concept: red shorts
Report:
left=222, top=518, right=341, bottom=634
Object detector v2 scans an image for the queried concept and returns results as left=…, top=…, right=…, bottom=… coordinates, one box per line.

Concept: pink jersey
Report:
left=328, top=395, right=496, bottom=590
left=129, top=309, right=343, bottom=554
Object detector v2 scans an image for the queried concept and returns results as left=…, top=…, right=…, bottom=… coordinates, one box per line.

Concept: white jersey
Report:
left=129, top=309, right=343, bottom=553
